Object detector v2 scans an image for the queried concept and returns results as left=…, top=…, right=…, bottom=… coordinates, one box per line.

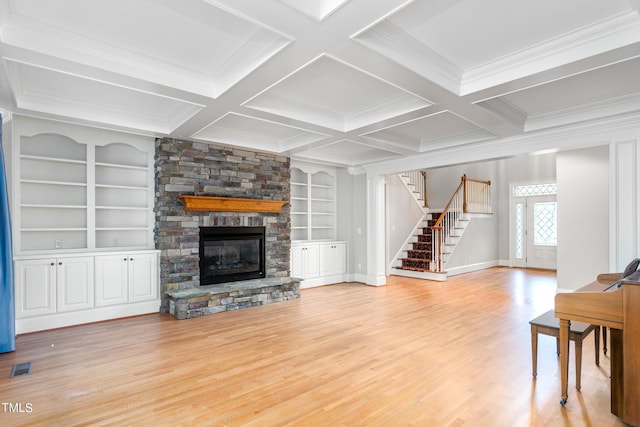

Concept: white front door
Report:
left=511, top=182, right=558, bottom=270
left=525, top=195, right=557, bottom=269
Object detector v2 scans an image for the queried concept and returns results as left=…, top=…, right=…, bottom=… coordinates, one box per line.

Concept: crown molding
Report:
left=363, top=111, right=640, bottom=176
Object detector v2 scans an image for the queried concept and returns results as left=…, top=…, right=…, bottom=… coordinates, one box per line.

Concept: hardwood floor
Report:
left=0, top=268, right=628, bottom=426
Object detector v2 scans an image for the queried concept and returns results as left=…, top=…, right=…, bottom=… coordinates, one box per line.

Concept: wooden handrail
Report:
left=432, top=181, right=464, bottom=230
left=463, top=175, right=491, bottom=186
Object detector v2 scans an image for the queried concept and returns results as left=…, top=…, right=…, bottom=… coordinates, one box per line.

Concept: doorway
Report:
left=511, top=183, right=557, bottom=270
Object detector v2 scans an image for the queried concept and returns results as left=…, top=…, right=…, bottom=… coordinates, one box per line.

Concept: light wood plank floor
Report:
left=0, top=268, right=628, bottom=426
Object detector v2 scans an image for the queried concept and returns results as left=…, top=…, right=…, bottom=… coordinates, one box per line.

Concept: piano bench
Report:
left=529, top=309, right=600, bottom=391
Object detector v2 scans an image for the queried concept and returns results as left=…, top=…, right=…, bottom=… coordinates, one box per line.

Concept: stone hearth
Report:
left=166, top=277, right=300, bottom=319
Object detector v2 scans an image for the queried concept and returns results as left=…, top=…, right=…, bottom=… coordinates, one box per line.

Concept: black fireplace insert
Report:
left=199, top=226, right=266, bottom=285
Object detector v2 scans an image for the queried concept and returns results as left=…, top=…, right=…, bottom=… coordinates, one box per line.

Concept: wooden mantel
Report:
left=178, top=195, right=287, bottom=213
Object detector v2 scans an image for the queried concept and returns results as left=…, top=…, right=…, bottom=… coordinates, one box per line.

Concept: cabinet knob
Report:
left=124, top=258, right=128, bottom=261
left=58, top=262, right=62, bottom=265
left=50, top=262, right=55, bottom=266
left=129, top=258, right=133, bottom=261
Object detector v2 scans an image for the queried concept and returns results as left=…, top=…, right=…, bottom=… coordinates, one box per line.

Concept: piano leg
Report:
left=559, top=318, right=570, bottom=406
left=610, top=328, right=623, bottom=418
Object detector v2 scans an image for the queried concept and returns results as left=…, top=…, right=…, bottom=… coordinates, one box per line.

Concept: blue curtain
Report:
left=0, top=114, right=15, bottom=353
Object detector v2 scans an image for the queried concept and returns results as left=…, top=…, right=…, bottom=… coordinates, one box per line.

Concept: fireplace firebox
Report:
left=199, top=226, right=266, bottom=285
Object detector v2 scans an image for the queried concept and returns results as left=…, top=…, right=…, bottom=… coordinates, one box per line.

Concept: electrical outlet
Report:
left=55, top=240, right=62, bottom=249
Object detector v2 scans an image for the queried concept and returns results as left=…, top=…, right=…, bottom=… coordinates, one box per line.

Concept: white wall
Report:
left=557, top=145, right=609, bottom=291
left=610, top=139, right=640, bottom=272
left=496, top=153, right=557, bottom=262
left=336, top=168, right=367, bottom=281
left=385, top=174, right=424, bottom=268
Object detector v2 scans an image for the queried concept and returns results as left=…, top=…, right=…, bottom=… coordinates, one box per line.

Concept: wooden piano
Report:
left=555, top=271, right=640, bottom=426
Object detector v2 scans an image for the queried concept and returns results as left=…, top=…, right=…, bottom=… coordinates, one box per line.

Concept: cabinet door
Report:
left=95, top=254, right=129, bottom=306
left=291, top=245, right=305, bottom=278
left=128, top=253, right=159, bottom=302
left=305, top=245, right=320, bottom=278
left=14, top=259, right=57, bottom=318
left=291, top=245, right=320, bottom=279
left=56, top=257, right=94, bottom=312
left=320, top=243, right=346, bottom=276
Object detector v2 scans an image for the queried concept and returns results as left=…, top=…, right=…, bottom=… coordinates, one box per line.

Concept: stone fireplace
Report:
left=154, top=138, right=299, bottom=317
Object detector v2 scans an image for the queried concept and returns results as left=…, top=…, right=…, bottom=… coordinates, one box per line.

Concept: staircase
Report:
left=392, top=174, right=491, bottom=281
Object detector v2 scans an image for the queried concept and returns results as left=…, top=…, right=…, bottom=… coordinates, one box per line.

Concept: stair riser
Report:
left=407, top=251, right=430, bottom=259
left=400, top=263, right=430, bottom=271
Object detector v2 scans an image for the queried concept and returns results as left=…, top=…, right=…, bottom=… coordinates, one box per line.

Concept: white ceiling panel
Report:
left=193, top=113, right=329, bottom=153
left=294, top=139, right=403, bottom=166
left=1, top=0, right=640, bottom=169
left=5, top=60, right=204, bottom=134
left=354, top=0, right=640, bottom=95
left=495, top=57, right=640, bottom=116
left=478, top=57, right=640, bottom=130
left=245, top=55, right=431, bottom=132
left=364, top=111, right=495, bottom=151
left=1, top=0, right=292, bottom=97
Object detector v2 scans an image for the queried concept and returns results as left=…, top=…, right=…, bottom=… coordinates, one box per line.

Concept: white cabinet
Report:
left=14, top=251, right=159, bottom=333
left=15, top=256, right=93, bottom=318
left=95, top=252, right=158, bottom=307
left=94, top=254, right=129, bottom=306
left=291, top=244, right=320, bottom=279
left=320, top=242, right=346, bottom=277
left=128, top=253, right=159, bottom=302
left=15, top=259, right=57, bottom=318
left=56, top=257, right=95, bottom=313
left=291, top=241, right=346, bottom=288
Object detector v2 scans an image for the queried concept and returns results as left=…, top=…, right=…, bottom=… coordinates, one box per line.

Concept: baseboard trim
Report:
left=445, top=260, right=500, bottom=276
left=16, top=300, right=161, bottom=334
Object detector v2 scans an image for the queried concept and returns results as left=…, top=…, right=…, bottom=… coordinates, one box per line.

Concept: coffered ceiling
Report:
left=1, top=0, right=640, bottom=169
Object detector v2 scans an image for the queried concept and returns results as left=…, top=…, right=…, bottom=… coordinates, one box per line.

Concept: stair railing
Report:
left=431, top=175, right=491, bottom=272
left=463, top=175, right=492, bottom=214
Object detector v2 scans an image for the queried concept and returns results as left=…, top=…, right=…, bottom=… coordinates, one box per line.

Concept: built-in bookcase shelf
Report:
left=290, top=162, right=336, bottom=241
left=94, top=143, right=151, bottom=249
left=13, top=116, right=155, bottom=254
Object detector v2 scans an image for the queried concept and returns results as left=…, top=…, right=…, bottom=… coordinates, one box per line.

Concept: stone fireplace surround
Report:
left=155, top=138, right=299, bottom=318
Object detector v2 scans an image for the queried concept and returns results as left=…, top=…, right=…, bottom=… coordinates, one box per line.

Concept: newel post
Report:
left=421, top=171, right=428, bottom=208
left=462, top=174, right=468, bottom=213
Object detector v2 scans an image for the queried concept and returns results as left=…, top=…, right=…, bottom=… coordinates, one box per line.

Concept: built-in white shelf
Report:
left=290, top=162, right=336, bottom=241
